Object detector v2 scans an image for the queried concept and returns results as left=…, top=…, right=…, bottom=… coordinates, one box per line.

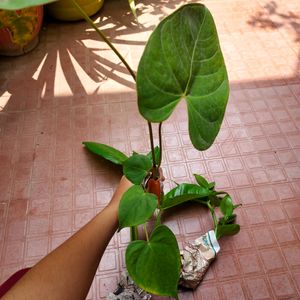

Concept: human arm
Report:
left=2, top=176, right=132, bottom=300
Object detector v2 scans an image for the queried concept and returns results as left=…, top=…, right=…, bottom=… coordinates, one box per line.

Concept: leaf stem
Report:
left=144, top=223, right=149, bottom=242
left=148, top=121, right=158, bottom=178
left=130, top=226, right=139, bottom=241
left=154, top=210, right=162, bottom=227
left=158, top=122, right=163, bottom=168
left=207, top=202, right=218, bottom=229
left=70, top=0, right=136, bottom=82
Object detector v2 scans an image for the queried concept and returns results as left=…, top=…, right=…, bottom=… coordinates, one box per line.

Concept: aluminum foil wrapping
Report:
left=179, top=230, right=220, bottom=289
left=107, top=271, right=151, bottom=300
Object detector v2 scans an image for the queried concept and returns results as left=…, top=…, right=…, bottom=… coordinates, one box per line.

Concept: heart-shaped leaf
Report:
left=0, top=0, right=57, bottom=10
left=83, top=142, right=128, bottom=165
left=137, top=4, right=229, bottom=150
left=123, top=154, right=152, bottom=184
left=161, top=183, right=212, bottom=209
left=118, top=185, right=157, bottom=229
left=126, top=225, right=180, bottom=297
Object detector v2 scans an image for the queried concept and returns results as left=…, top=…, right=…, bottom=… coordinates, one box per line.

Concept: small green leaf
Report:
left=208, top=182, right=215, bottom=190
left=147, top=146, right=161, bottom=166
left=123, top=154, right=153, bottom=185
left=161, top=183, right=212, bottom=209
left=220, top=195, right=234, bottom=217
left=0, top=0, right=57, bottom=10
left=119, top=185, right=157, bottom=229
left=83, top=142, right=128, bottom=165
left=194, top=174, right=209, bottom=188
left=126, top=225, right=180, bottom=297
left=216, top=224, right=240, bottom=239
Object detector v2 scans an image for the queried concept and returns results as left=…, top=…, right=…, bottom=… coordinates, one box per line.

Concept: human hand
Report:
left=108, top=176, right=133, bottom=212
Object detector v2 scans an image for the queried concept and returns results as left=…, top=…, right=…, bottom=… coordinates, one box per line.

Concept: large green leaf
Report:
left=123, top=154, right=152, bottom=185
left=0, top=0, right=57, bottom=10
left=137, top=4, right=229, bottom=150
left=82, top=142, right=128, bottom=165
left=161, top=183, right=212, bottom=209
left=118, top=185, right=157, bottom=229
left=126, top=225, right=180, bottom=297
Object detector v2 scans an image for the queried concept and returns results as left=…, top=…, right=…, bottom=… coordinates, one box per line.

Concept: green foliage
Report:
left=161, top=183, right=212, bottom=209
left=126, top=225, right=181, bottom=297
left=82, top=142, right=128, bottom=165
left=137, top=3, right=229, bottom=150
left=119, top=185, right=158, bottom=229
left=193, top=174, right=241, bottom=239
left=123, top=154, right=153, bottom=185
left=0, top=0, right=57, bottom=10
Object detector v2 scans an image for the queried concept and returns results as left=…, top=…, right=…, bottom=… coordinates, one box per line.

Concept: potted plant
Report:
left=80, top=3, right=241, bottom=298
left=45, top=0, right=137, bottom=22
left=0, top=0, right=241, bottom=297
left=0, top=0, right=138, bottom=55
left=46, top=0, right=104, bottom=21
left=0, top=2, right=48, bottom=56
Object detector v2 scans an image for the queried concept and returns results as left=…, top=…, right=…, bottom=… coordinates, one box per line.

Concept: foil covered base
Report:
left=179, top=230, right=220, bottom=289
left=107, top=272, right=151, bottom=300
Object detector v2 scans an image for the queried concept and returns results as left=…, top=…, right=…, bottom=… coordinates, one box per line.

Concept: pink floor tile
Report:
left=1, top=0, right=300, bottom=298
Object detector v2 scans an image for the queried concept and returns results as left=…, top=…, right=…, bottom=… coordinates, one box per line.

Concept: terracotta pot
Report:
left=0, top=6, right=44, bottom=56
left=46, top=0, right=104, bottom=21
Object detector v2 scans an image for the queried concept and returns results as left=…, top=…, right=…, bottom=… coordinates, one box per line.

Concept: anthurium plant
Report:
left=2, top=0, right=241, bottom=297
left=82, top=4, right=240, bottom=297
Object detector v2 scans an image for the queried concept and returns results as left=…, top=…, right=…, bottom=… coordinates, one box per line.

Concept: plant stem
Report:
left=148, top=121, right=158, bottom=178
left=207, top=202, right=218, bottom=229
left=70, top=0, right=136, bottom=82
left=143, top=223, right=149, bottom=242
left=154, top=210, right=162, bottom=227
left=130, top=226, right=138, bottom=241
left=158, top=122, right=162, bottom=168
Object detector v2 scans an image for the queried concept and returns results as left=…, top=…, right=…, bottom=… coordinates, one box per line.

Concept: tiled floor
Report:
left=1, top=0, right=300, bottom=299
